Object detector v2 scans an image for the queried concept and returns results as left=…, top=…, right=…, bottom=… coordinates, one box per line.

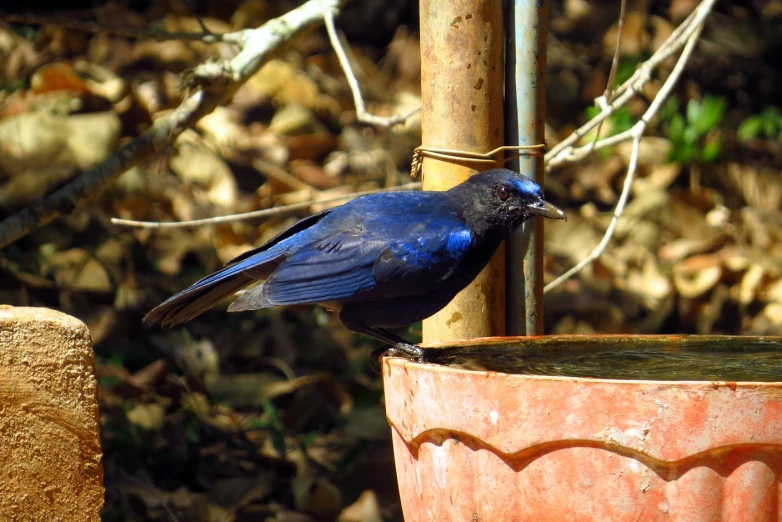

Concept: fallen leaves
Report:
left=170, top=132, right=239, bottom=208
left=0, top=110, right=121, bottom=208
left=2, top=2, right=781, bottom=522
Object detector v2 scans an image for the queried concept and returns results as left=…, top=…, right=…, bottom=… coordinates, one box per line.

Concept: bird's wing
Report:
left=228, top=217, right=473, bottom=310
left=371, top=217, right=473, bottom=296
left=228, top=232, right=380, bottom=309
left=144, top=208, right=335, bottom=326
left=223, top=207, right=334, bottom=267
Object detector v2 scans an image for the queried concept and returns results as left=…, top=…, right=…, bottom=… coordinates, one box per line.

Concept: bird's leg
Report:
left=372, top=327, right=425, bottom=361
left=348, top=325, right=425, bottom=369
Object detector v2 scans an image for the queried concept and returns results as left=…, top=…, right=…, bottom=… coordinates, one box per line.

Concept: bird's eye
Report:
left=496, top=186, right=510, bottom=201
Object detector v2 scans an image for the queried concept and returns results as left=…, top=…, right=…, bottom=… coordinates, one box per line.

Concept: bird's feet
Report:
left=370, top=343, right=426, bottom=372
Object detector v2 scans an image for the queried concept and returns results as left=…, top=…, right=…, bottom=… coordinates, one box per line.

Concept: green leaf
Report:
left=614, top=57, right=641, bottom=87
left=106, top=353, right=125, bottom=368
left=669, top=139, right=695, bottom=164
left=687, top=95, right=725, bottom=136
left=610, top=107, right=633, bottom=136
left=99, top=376, right=122, bottom=388
left=762, top=116, right=778, bottom=139
left=13, top=25, right=37, bottom=41
left=660, top=96, right=680, bottom=122
left=585, top=106, right=601, bottom=120
left=738, top=116, right=764, bottom=142
left=683, top=125, right=701, bottom=145
left=699, top=96, right=726, bottom=134
left=667, top=113, right=686, bottom=144
left=185, top=415, right=200, bottom=444
left=699, top=139, right=722, bottom=163
left=686, top=98, right=701, bottom=128
left=300, top=431, right=320, bottom=449
left=262, top=398, right=286, bottom=455
left=761, top=106, right=780, bottom=121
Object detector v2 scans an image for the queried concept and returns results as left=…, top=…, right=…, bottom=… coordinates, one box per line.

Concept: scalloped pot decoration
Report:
left=383, top=354, right=782, bottom=521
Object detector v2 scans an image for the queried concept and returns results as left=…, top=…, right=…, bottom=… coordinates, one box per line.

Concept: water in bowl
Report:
left=424, top=335, right=782, bottom=381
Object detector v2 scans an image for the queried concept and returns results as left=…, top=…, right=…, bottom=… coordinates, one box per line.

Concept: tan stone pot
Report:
left=382, top=335, right=782, bottom=521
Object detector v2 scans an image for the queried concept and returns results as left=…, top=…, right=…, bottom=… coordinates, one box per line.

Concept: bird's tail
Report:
left=144, top=251, right=282, bottom=327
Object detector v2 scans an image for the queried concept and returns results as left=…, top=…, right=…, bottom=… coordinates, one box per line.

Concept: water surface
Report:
left=423, top=336, right=782, bottom=382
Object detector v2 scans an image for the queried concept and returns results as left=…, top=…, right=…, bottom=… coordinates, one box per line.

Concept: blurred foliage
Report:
left=739, top=106, right=782, bottom=142
left=661, top=94, right=726, bottom=164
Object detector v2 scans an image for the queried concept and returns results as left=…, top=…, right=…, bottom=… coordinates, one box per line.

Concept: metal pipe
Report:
left=420, top=0, right=506, bottom=345
left=505, top=0, right=548, bottom=336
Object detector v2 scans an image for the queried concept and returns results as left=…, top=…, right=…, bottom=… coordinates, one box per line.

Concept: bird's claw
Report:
left=369, top=343, right=426, bottom=373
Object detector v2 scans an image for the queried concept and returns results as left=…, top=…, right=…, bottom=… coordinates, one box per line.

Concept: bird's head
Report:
left=449, top=168, right=566, bottom=234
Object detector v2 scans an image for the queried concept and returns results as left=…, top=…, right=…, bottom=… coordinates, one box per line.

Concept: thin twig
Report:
left=0, top=12, right=242, bottom=44
left=545, top=0, right=714, bottom=167
left=110, top=182, right=421, bottom=228
left=544, top=126, right=642, bottom=293
left=604, top=0, right=627, bottom=104
left=580, top=0, right=627, bottom=158
left=544, top=0, right=712, bottom=293
left=551, top=118, right=636, bottom=160
left=0, top=0, right=341, bottom=250
left=323, top=11, right=419, bottom=128
left=252, top=158, right=316, bottom=193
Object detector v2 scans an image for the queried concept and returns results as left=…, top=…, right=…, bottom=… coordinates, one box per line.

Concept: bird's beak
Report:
left=529, top=199, right=567, bottom=220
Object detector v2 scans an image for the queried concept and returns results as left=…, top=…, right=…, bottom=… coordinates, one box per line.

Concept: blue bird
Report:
left=145, top=168, right=565, bottom=363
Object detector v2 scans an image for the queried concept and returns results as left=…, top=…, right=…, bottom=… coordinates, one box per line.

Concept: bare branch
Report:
left=544, top=0, right=713, bottom=293
left=544, top=124, right=642, bottom=293
left=323, top=11, right=420, bottom=128
left=579, top=0, right=628, bottom=159
left=545, top=0, right=715, bottom=168
left=604, top=0, right=627, bottom=104
left=253, top=158, right=317, bottom=193
left=0, top=0, right=341, bottom=250
left=111, top=182, right=421, bottom=228
left=0, top=12, right=242, bottom=44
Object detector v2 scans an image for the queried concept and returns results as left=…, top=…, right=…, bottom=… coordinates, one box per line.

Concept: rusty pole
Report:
left=420, top=0, right=506, bottom=344
left=505, top=0, right=548, bottom=336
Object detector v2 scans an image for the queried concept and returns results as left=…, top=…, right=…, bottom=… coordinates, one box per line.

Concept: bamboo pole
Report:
left=420, top=0, right=506, bottom=344
left=505, top=0, right=548, bottom=336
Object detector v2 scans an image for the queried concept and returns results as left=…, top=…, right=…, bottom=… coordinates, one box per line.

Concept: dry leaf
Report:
left=342, top=406, right=390, bottom=442
left=126, top=402, right=166, bottom=431
left=338, top=490, right=383, bottom=522
left=552, top=315, right=596, bottom=335
left=170, top=133, right=238, bottom=208
left=616, top=137, right=672, bottom=168
left=120, top=484, right=209, bottom=522
left=738, top=264, right=765, bottom=307
left=293, top=478, right=342, bottom=518
left=603, top=12, right=647, bottom=57
left=128, top=360, right=168, bottom=389
left=268, top=103, right=321, bottom=136
left=646, top=163, right=681, bottom=190
left=43, top=248, right=114, bottom=292
left=673, top=264, right=722, bottom=299
left=247, top=59, right=320, bottom=109
left=31, top=63, right=90, bottom=95
left=626, top=253, right=672, bottom=310
left=210, top=473, right=274, bottom=508
left=0, top=111, right=120, bottom=207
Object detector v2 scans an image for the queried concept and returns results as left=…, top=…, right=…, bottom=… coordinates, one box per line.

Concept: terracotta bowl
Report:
left=382, top=335, right=782, bottom=521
